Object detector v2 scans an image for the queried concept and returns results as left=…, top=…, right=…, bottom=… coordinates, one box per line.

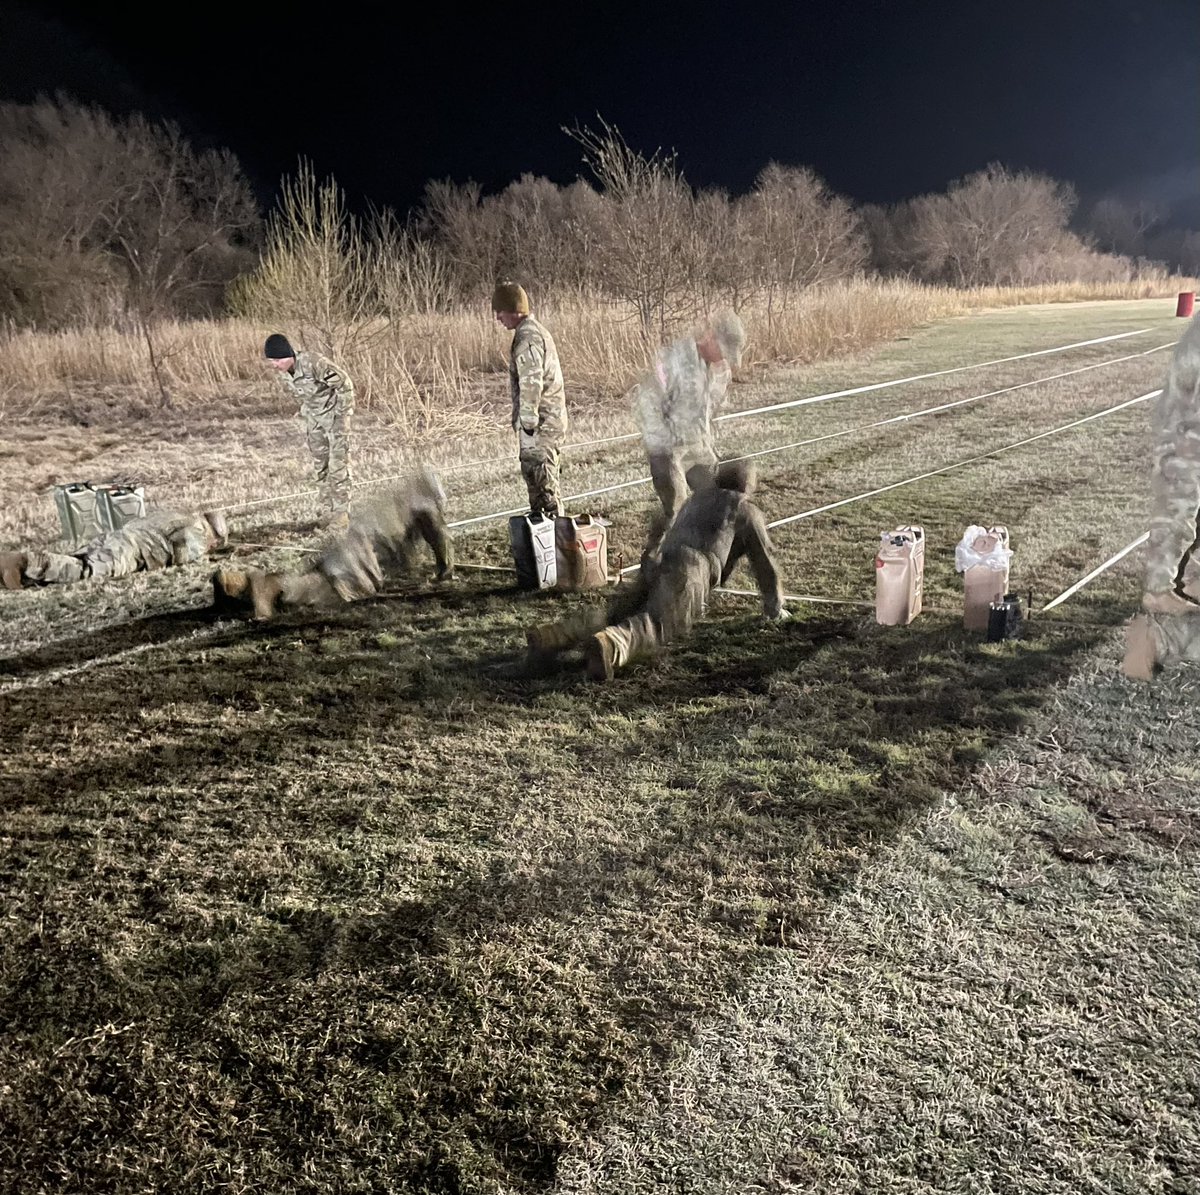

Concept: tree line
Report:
left=2, top=98, right=1196, bottom=341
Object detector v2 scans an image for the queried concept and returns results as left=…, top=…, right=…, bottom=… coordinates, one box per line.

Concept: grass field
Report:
left=2, top=299, right=1198, bottom=1194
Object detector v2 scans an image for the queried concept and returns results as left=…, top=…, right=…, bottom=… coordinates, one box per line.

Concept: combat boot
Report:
left=0, top=551, right=27, bottom=591
left=212, top=567, right=252, bottom=612
left=1122, top=614, right=1160, bottom=682
left=584, top=629, right=617, bottom=683
left=249, top=571, right=285, bottom=621
left=526, top=621, right=578, bottom=655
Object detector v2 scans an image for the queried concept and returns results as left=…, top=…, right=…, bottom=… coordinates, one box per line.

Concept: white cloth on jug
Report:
left=955, top=525, right=1013, bottom=573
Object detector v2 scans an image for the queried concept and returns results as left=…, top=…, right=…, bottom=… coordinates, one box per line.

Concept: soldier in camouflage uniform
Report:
left=265, top=333, right=355, bottom=530
left=492, top=283, right=567, bottom=518
left=212, top=469, right=453, bottom=621
left=637, top=310, right=746, bottom=519
left=0, top=509, right=228, bottom=590
left=1124, top=315, right=1200, bottom=679
left=526, top=460, right=787, bottom=682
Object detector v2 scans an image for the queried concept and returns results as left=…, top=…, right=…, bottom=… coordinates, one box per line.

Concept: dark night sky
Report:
left=3, top=0, right=1198, bottom=222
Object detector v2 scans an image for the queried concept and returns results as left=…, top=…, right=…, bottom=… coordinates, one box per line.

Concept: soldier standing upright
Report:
left=1123, top=315, right=1200, bottom=679
left=492, top=283, right=567, bottom=518
left=526, top=460, right=787, bottom=682
left=264, top=333, right=355, bottom=530
left=637, top=310, right=746, bottom=519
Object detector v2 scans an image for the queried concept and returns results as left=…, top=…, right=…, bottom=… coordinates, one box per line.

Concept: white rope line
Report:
left=1041, top=532, right=1150, bottom=612
left=208, top=327, right=1153, bottom=516
left=613, top=386, right=1160, bottom=577
left=766, top=390, right=1160, bottom=529
left=726, top=341, right=1173, bottom=466
left=370, top=327, right=1157, bottom=479
left=446, top=476, right=652, bottom=530
left=0, top=620, right=236, bottom=695
left=714, top=586, right=876, bottom=609
left=447, top=349, right=1170, bottom=537
left=715, top=328, right=1151, bottom=422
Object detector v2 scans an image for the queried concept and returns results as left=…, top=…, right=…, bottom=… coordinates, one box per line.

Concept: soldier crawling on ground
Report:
left=525, top=460, right=788, bottom=682
left=1124, top=314, right=1200, bottom=679
left=264, top=333, right=355, bottom=532
left=1, top=509, right=228, bottom=591
left=212, top=469, right=453, bottom=621
left=636, top=309, right=746, bottom=519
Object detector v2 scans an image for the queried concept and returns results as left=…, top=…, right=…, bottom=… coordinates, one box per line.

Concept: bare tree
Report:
left=1086, top=197, right=1166, bottom=258
left=566, top=118, right=699, bottom=339
left=231, top=161, right=377, bottom=364
left=741, top=164, right=866, bottom=328
left=95, top=117, right=258, bottom=405
left=0, top=96, right=259, bottom=403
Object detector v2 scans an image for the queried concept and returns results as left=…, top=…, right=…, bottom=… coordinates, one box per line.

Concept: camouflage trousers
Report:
left=305, top=404, right=352, bottom=514
left=605, top=547, right=717, bottom=668
left=531, top=546, right=718, bottom=671
left=648, top=443, right=718, bottom=519
left=1145, top=498, right=1200, bottom=603
left=22, top=523, right=189, bottom=584
left=1146, top=610, right=1200, bottom=665
left=520, top=442, right=563, bottom=519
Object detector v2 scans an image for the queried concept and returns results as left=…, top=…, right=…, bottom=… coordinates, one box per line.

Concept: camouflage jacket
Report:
left=509, top=316, right=567, bottom=440
left=636, top=335, right=731, bottom=456
left=652, top=465, right=783, bottom=617
left=277, top=350, right=355, bottom=419
left=83, top=509, right=214, bottom=571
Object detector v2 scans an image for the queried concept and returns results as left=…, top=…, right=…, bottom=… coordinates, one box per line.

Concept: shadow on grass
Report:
left=0, top=587, right=1119, bottom=1193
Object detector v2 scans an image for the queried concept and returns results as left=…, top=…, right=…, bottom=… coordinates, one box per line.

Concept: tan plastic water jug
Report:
left=875, top=525, right=925, bottom=625
left=554, top=515, right=608, bottom=590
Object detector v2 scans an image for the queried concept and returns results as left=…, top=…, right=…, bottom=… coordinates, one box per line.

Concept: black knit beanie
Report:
left=264, top=333, right=295, bottom=359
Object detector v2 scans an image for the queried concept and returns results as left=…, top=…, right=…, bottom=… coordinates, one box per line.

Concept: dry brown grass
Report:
left=3, top=279, right=1194, bottom=431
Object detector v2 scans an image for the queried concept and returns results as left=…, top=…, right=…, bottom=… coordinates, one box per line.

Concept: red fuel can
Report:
left=1177, top=292, right=1195, bottom=318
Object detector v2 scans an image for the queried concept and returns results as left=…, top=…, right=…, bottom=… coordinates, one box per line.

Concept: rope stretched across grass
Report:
left=210, top=327, right=1155, bottom=516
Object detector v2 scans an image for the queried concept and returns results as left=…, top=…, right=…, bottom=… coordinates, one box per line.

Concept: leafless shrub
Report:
left=0, top=96, right=259, bottom=361
left=229, top=161, right=378, bottom=363
left=739, top=164, right=867, bottom=330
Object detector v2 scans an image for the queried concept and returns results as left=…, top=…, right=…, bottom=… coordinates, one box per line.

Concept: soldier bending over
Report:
left=1, top=509, right=228, bottom=590
left=213, top=470, right=453, bottom=621
left=1124, top=315, right=1200, bottom=679
left=264, top=333, right=355, bottom=531
left=526, top=460, right=787, bottom=682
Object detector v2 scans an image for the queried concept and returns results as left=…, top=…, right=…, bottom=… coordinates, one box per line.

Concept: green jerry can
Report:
left=97, top=485, right=146, bottom=531
left=53, top=483, right=105, bottom=546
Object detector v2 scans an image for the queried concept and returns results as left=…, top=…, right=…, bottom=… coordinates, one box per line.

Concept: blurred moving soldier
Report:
left=526, top=460, right=787, bottom=682
left=1124, top=315, right=1200, bottom=679
left=492, top=283, right=567, bottom=518
left=264, top=333, right=355, bottom=531
left=212, top=469, right=453, bottom=621
left=637, top=310, right=746, bottom=519
left=1, top=510, right=228, bottom=590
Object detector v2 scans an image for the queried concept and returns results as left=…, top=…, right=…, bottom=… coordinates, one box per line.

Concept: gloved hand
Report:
left=518, top=424, right=538, bottom=451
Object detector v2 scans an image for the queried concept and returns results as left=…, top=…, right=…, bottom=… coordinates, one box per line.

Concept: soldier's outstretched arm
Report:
left=738, top=507, right=786, bottom=620
left=411, top=509, right=455, bottom=579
